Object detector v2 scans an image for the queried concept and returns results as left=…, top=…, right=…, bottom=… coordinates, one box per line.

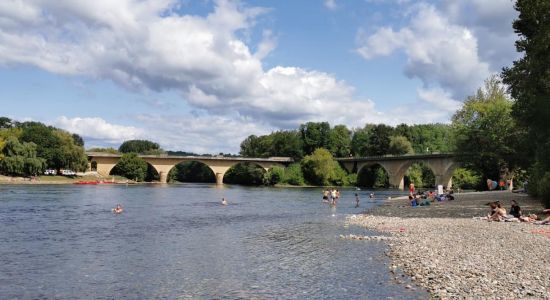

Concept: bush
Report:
left=282, top=163, right=305, bottom=186
left=266, top=166, right=285, bottom=185
left=452, top=168, right=482, bottom=190
left=110, top=153, right=148, bottom=181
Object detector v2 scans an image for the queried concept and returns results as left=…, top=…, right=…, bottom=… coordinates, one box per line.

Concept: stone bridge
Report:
left=337, top=153, right=457, bottom=190
left=87, top=152, right=293, bottom=184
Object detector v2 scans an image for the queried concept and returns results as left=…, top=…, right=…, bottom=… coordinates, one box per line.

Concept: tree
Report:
left=0, top=117, right=14, bottom=129
left=350, top=125, right=374, bottom=156
left=452, top=76, right=525, bottom=184
left=270, top=131, right=303, bottom=159
left=119, top=140, right=162, bottom=154
left=111, top=153, right=148, bottom=181
left=301, top=148, right=346, bottom=186
left=0, top=137, right=45, bottom=176
left=223, top=163, right=266, bottom=185
left=299, top=122, right=331, bottom=155
left=328, top=125, right=351, bottom=157
left=19, top=122, right=87, bottom=171
left=502, top=0, right=550, bottom=207
left=365, top=124, right=393, bottom=156
left=281, top=163, right=305, bottom=186
left=388, top=135, right=414, bottom=155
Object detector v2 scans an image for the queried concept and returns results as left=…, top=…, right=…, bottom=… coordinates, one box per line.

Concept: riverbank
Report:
left=349, top=191, right=549, bottom=299
left=0, top=175, right=132, bottom=185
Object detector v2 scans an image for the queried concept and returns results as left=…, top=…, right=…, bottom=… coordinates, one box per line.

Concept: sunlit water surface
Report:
left=0, top=184, right=427, bottom=299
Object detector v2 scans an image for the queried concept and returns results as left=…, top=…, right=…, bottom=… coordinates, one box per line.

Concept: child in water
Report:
left=221, top=198, right=228, bottom=205
left=112, top=204, right=123, bottom=214
left=355, top=193, right=360, bottom=208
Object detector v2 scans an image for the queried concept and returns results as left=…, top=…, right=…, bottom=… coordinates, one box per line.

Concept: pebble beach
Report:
left=349, top=191, right=550, bottom=299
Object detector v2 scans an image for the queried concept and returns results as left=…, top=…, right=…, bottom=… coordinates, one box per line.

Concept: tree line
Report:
left=0, top=118, right=87, bottom=177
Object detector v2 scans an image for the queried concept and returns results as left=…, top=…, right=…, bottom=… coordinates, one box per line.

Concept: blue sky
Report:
left=0, top=0, right=518, bottom=153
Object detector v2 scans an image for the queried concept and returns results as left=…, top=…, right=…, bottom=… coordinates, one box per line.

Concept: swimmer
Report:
left=221, top=198, right=228, bottom=205
left=112, top=204, right=123, bottom=214
left=369, top=193, right=374, bottom=199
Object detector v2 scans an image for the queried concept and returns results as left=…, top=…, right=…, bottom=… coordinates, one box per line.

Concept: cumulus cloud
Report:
left=54, top=115, right=272, bottom=154
left=0, top=0, right=388, bottom=132
left=356, top=3, right=492, bottom=100
left=416, top=87, right=462, bottom=113
left=56, top=116, right=143, bottom=144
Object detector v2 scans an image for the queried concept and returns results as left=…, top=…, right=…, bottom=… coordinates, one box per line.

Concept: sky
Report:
left=0, top=0, right=519, bottom=154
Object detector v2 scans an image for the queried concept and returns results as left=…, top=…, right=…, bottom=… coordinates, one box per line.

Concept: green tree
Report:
left=388, top=135, right=414, bottom=155
left=350, top=124, right=374, bottom=156
left=119, top=140, right=162, bottom=154
left=328, top=125, right=351, bottom=157
left=0, top=137, right=45, bottom=176
left=301, top=148, right=346, bottom=186
left=502, top=0, right=550, bottom=207
left=111, top=153, right=148, bottom=181
left=87, top=147, right=119, bottom=154
left=19, top=122, right=87, bottom=171
left=365, top=124, right=394, bottom=156
left=270, top=130, right=303, bottom=159
left=223, top=163, right=266, bottom=185
left=299, top=122, right=331, bottom=155
left=357, top=165, right=389, bottom=188
left=452, top=76, right=525, bottom=184
left=452, top=167, right=482, bottom=190
left=281, top=163, right=305, bottom=185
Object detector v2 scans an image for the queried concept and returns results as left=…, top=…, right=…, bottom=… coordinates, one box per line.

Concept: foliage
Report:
left=350, top=124, right=374, bottom=156
left=301, top=148, right=348, bottom=186
left=452, top=167, right=482, bottom=190
left=0, top=137, right=45, bottom=176
left=167, top=161, right=215, bottom=183
left=87, top=147, right=119, bottom=154
left=357, top=165, right=389, bottom=188
left=452, top=76, right=525, bottom=184
left=240, top=131, right=303, bottom=160
left=328, top=125, right=352, bottom=157
left=18, top=122, right=87, bottom=171
left=265, top=166, right=285, bottom=185
left=119, top=140, right=163, bottom=154
left=502, top=0, right=550, bottom=207
left=388, top=135, right=414, bottom=155
left=299, top=122, right=331, bottom=155
left=223, top=163, right=266, bottom=185
left=281, top=163, right=305, bottom=186
left=395, top=123, right=454, bottom=153
left=404, top=163, right=435, bottom=188
left=365, top=124, right=393, bottom=156
left=110, top=153, right=148, bottom=181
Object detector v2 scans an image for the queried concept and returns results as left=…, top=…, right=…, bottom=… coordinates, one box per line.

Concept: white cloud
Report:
left=416, top=87, right=462, bottom=113
left=0, top=0, right=391, bottom=131
left=324, top=0, right=337, bottom=10
left=356, top=3, right=491, bottom=99
left=56, top=116, right=143, bottom=144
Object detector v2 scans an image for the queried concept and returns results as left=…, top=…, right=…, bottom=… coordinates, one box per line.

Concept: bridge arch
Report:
left=166, top=160, right=216, bottom=183
left=356, top=163, right=390, bottom=188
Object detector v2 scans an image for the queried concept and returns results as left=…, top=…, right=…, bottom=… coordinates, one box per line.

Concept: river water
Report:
left=0, top=184, right=427, bottom=299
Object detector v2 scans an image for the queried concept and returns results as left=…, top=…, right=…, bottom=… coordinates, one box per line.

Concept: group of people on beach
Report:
left=482, top=200, right=550, bottom=224
left=322, top=188, right=341, bottom=205
left=408, top=188, right=454, bottom=207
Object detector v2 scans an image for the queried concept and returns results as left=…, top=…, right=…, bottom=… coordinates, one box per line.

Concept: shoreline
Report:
left=348, top=192, right=549, bottom=299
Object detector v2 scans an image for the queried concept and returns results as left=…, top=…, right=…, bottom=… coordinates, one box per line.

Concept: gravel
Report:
left=348, top=214, right=550, bottom=299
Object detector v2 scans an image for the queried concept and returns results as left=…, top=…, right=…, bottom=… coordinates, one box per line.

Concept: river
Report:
left=0, top=184, right=427, bottom=299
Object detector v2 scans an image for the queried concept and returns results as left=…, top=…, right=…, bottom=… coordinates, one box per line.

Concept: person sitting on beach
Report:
left=519, top=214, right=539, bottom=223
left=509, top=200, right=522, bottom=218
left=221, top=198, right=228, bottom=205
left=112, top=204, right=123, bottom=214
left=487, top=202, right=506, bottom=221
left=409, top=195, right=418, bottom=207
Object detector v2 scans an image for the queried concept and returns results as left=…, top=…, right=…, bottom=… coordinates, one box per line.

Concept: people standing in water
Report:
left=355, top=193, right=360, bottom=208
left=221, top=198, right=228, bottom=205
left=322, top=189, right=330, bottom=203
left=330, top=189, right=337, bottom=205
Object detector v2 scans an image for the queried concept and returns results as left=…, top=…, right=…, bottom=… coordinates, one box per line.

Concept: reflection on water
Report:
left=0, top=184, right=426, bottom=299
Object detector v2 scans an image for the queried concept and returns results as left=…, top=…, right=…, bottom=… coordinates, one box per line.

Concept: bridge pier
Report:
left=215, top=172, right=224, bottom=185
left=389, top=174, right=405, bottom=190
